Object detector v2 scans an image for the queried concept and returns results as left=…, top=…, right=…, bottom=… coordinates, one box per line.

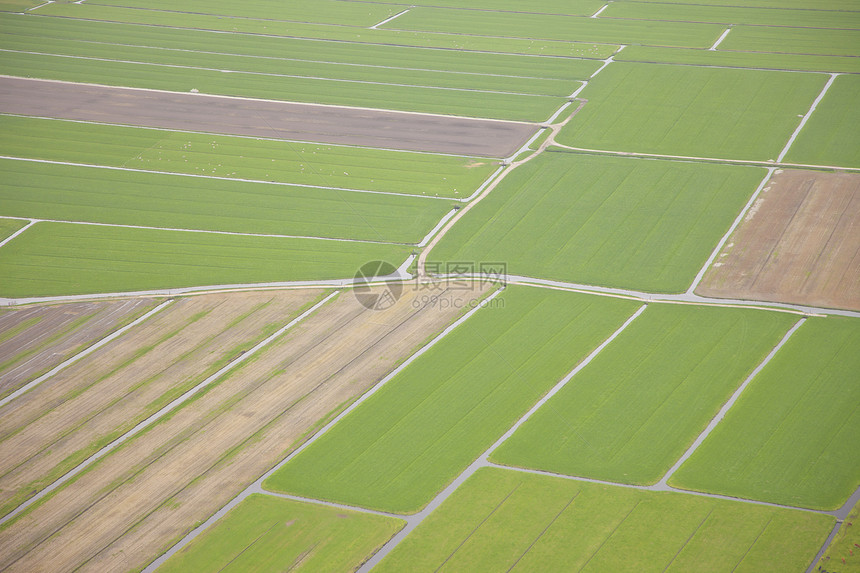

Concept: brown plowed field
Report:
left=0, top=290, right=318, bottom=518
left=698, top=169, right=860, bottom=311
left=0, top=77, right=537, bottom=157
left=0, top=283, right=490, bottom=572
left=0, top=298, right=157, bottom=398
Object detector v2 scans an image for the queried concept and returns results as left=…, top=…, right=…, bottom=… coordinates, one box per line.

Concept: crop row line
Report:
left=0, top=48, right=557, bottom=98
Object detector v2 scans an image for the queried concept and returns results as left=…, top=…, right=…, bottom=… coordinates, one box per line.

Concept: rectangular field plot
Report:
left=0, top=116, right=496, bottom=199
left=785, top=74, right=860, bottom=168
left=0, top=222, right=409, bottom=297
left=0, top=34, right=580, bottom=98
left=721, top=26, right=860, bottom=57
left=14, top=9, right=614, bottom=59
left=158, top=494, right=403, bottom=573
left=556, top=62, right=827, bottom=161
left=0, top=285, right=480, bottom=572
left=85, top=0, right=399, bottom=27
left=671, top=316, right=860, bottom=510
left=382, top=7, right=724, bottom=48
left=263, top=286, right=641, bottom=513
left=0, top=158, right=450, bottom=243
left=375, top=467, right=833, bottom=573
left=0, top=298, right=156, bottom=400
left=491, top=304, right=796, bottom=485
left=431, top=152, right=765, bottom=292
left=2, top=14, right=602, bottom=82
left=698, top=170, right=860, bottom=311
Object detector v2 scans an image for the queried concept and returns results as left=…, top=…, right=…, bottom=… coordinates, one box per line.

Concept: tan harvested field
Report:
left=0, top=77, right=537, bottom=157
left=0, top=298, right=156, bottom=398
left=698, top=169, right=860, bottom=311
left=0, top=283, right=490, bottom=573
left=0, top=290, right=317, bottom=518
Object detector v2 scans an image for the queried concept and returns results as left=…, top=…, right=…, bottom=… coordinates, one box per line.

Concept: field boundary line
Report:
left=356, top=303, right=647, bottom=571
left=0, top=219, right=36, bottom=249
left=776, top=72, right=839, bottom=162
left=0, top=216, right=407, bottom=246
left=0, top=291, right=339, bottom=528
left=485, top=462, right=835, bottom=515
left=591, top=4, right=609, bottom=18
left=0, top=74, right=537, bottom=125
left=4, top=273, right=857, bottom=318
left=144, top=287, right=505, bottom=571
left=654, top=318, right=807, bottom=488
left=370, top=9, right=409, bottom=29
left=0, top=113, right=500, bottom=160
left=551, top=143, right=860, bottom=171
left=687, top=167, right=776, bottom=294
left=0, top=155, right=452, bottom=201
left=0, top=298, right=173, bottom=411
left=709, top=28, right=732, bottom=51
left=417, top=209, right=459, bottom=247
left=0, top=48, right=555, bottom=98
left=506, top=274, right=860, bottom=317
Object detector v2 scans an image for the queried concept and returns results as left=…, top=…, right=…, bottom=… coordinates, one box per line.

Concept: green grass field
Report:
left=492, top=304, right=796, bottom=484
left=0, top=218, right=27, bottom=243
left=385, top=7, right=725, bottom=48
left=26, top=6, right=614, bottom=58
left=556, top=62, right=826, bottom=160
left=0, top=33, right=580, bottom=98
left=431, top=152, right=765, bottom=292
left=86, top=0, right=398, bottom=27
left=375, top=467, right=833, bottom=573
left=721, top=26, right=860, bottom=57
left=158, top=494, right=404, bottom=573
left=0, top=158, right=451, bottom=243
left=818, top=499, right=860, bottom=572
left=617, top=45, right=860, bottom=75
left=671, top=316, right=860, bottom=510
left=0, top=222, right=409, bottom=297
left=263, top=287, right=640, bottom=513
left=0, top=115, right=496, bottom=199
left=784, top=74, right=860, bottom=168
left=602, top=2, right=860, bottom=28
left=3, top=13, right=604, bottom=80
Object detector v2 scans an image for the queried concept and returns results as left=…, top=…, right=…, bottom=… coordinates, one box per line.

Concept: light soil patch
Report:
left=0, top=298, right=156, bottom=398
left=0, top=290, right=317, bottom=518
left=0, top=283, right=489, bottom=573
left=0, top=76, right=537, bottom=157
left=698, top=169, right=860, bottom=311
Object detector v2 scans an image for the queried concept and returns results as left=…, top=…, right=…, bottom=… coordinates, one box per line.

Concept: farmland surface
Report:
left=0, top=0, right=857, bottom=572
